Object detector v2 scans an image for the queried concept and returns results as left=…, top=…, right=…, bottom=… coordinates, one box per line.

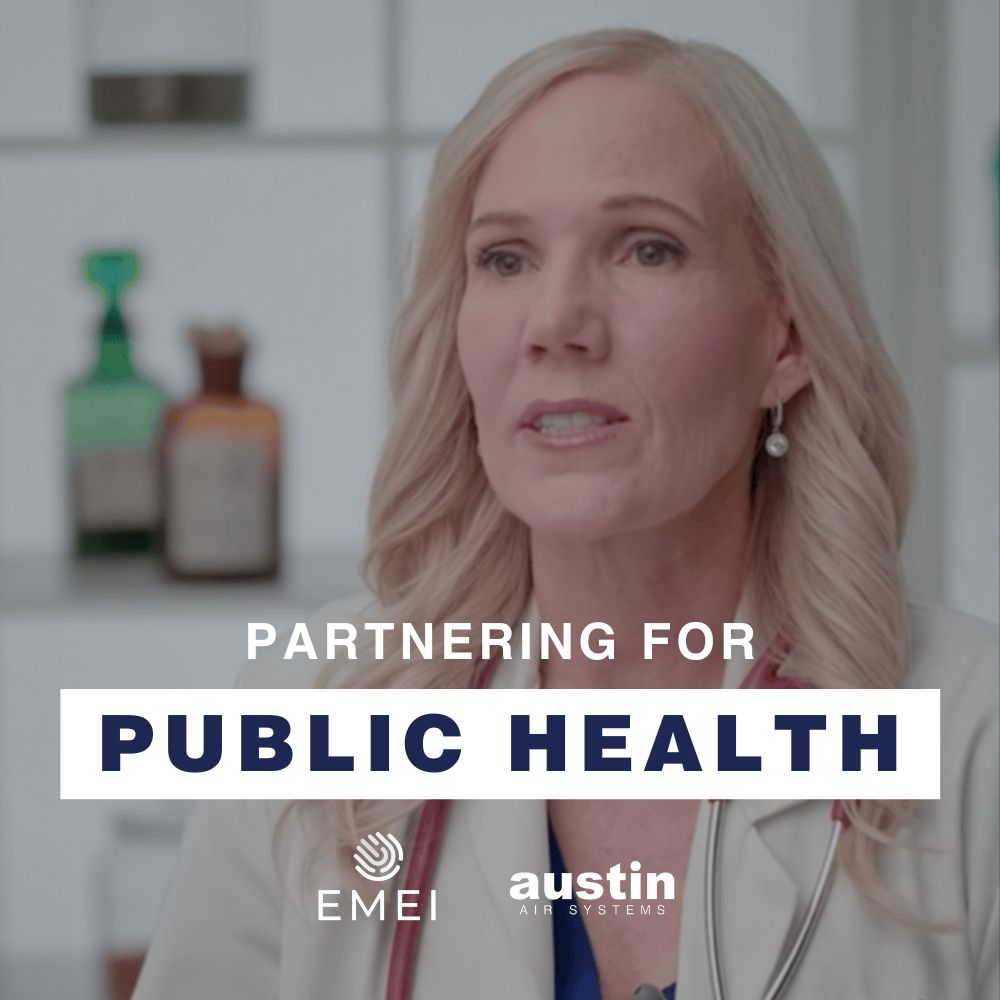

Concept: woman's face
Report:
left=456, top=71, right=808, bottom=541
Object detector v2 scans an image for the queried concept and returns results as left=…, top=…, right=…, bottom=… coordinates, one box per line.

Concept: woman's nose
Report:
left=522, top=261, right=611, bottom=361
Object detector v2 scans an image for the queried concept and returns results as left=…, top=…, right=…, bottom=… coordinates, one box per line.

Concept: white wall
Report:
left=0, top=0, right=81, bottom=136
left=945, top=0, right=1000, bottom=621
left=947, top=0, right=1000, bottom=341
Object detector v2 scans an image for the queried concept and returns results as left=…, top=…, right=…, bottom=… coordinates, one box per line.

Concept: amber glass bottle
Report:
left=159, top=326, right=280, bottom=579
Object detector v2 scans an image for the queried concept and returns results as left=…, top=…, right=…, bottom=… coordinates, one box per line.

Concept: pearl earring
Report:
left=764, top=400, right=789, bottom=458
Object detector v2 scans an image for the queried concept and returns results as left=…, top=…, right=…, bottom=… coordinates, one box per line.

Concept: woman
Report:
left=133, top=28, right=998, bottom=1000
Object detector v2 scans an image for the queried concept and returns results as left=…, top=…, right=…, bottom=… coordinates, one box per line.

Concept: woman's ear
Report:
left=758, top=317, right=811, bottom=408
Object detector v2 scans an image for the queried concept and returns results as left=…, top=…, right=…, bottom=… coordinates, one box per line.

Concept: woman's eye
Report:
left=472, top=238, right=682, bottom=276
left=629, top=238, right=683, bottom=267
left=474, top=249, right=523, bottom=277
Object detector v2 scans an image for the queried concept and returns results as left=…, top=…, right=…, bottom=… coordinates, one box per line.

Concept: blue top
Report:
left=548, top=822, right=676, bottom=1000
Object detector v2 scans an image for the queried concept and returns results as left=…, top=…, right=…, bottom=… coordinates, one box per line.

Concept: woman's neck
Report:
left=531, top=488, right=752, bottom=689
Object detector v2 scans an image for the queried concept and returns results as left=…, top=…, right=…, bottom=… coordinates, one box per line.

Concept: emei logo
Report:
left=354, top=831, right=404, bottom=882
left=318, top=832, right=436, bottom=922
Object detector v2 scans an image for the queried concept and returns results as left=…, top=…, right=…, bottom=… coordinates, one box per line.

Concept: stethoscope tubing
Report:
left=705, top=799, right=727, bottom=1000
left=705, top=799, right=845, bottom=1000
left=385, top=650, right=499, bottom=1000
left=763, top=815, right=842, bottom=999
left=384, top=798, right=451, bottom=1000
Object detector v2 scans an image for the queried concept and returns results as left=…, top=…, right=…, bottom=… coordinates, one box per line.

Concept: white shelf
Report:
left=0, top=549, right=363, bottom=618
left=0, top=128, right=446, bottom=153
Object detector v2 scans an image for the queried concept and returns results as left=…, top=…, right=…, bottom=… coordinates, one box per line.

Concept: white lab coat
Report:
left=133, top=593, right=998, bottom=1000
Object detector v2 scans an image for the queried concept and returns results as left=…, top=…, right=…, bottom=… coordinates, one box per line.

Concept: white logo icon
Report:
left=354, top=832, right=404, bottom=882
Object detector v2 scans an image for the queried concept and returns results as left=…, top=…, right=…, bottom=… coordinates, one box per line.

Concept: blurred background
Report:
left=0, top=0, right=996, bottom=997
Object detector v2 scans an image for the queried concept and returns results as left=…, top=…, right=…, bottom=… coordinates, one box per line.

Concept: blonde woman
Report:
left=133, top=29, right=998, bottom=1000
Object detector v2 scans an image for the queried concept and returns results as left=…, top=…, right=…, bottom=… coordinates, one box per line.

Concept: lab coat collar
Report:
left=493, top=591, right=807, bottom=829
left=720, top=593, right=811, bottom=827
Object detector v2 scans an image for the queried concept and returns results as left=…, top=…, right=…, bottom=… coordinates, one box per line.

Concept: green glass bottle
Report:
left=67, top=250, right=167, bottom=555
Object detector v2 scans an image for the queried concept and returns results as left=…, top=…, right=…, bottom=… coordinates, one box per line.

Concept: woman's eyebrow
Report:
left=467, top=192, right=705, bottom=235
left=467, top=210, right=530, bottom=234
left=601, top=192, right=705, bottom=232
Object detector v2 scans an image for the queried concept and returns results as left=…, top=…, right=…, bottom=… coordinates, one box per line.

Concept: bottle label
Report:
left=76, top=447, right=159, bottom=529
left=166, top=433, right=273, bottom=573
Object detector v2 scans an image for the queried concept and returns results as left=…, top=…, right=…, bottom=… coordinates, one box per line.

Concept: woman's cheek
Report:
left=458, top=335, right=508, bottom=428
left=456, top=314, right=492, bottom=396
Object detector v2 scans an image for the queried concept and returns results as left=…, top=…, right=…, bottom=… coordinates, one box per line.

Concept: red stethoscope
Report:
left=384, top=634, right=849, bottom=1000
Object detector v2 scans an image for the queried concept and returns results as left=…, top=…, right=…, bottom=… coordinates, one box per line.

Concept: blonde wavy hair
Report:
left=296, top=28, right=918, bottom=922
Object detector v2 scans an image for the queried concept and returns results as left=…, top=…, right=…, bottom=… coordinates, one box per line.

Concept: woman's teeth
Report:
left=534, top=412, right=610, bottom=432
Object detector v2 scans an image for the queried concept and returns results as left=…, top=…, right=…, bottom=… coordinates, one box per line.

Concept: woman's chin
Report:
left=510, top=500, right=636, bottom=543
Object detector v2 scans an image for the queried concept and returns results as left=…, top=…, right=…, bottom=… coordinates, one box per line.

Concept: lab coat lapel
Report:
left=412, top=595, right=552, bottom=1000
left=414, top=798, right=552, bottom=999
left=678, top=800, right=803, bottom=1000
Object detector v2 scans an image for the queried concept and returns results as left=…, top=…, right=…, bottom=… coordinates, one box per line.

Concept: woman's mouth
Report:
left=533, top=411, right=614, bottom=432
left=517, top=399, right=629, bottom=448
